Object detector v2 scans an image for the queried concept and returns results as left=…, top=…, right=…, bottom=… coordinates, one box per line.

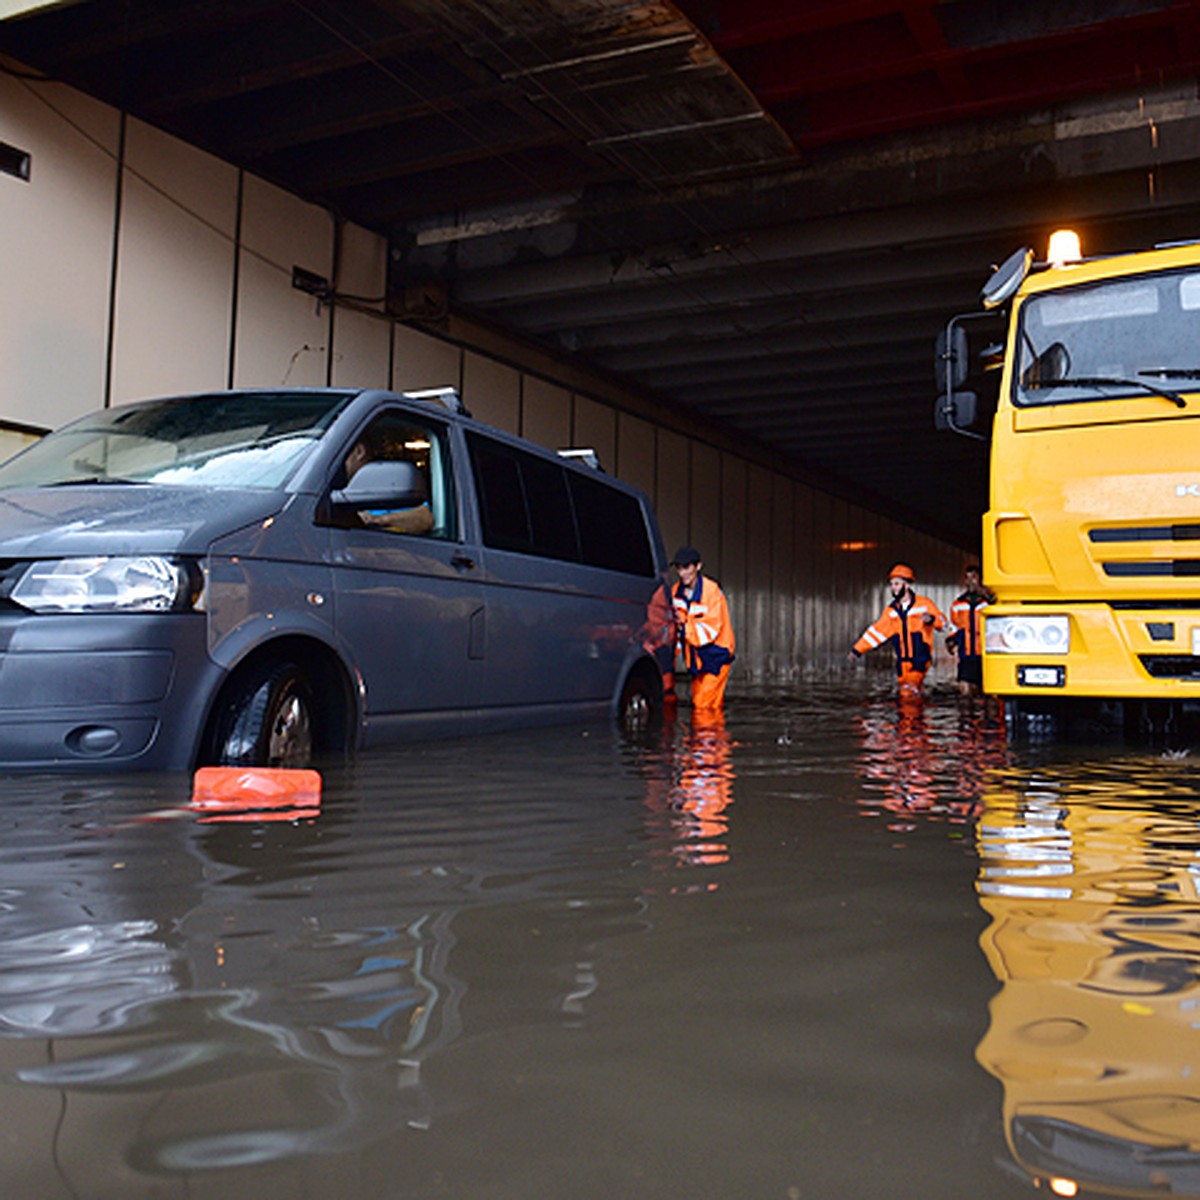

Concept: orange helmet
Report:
left=888, top=563, right=915, bottom=581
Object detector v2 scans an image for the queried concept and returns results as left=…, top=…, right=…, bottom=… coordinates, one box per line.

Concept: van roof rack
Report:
left=404, top=386, right=468, bottom=415
left=557, top=447, right=604, bottom=472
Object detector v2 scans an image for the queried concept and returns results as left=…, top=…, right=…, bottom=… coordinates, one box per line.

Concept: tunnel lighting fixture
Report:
left=291, top=265, right=330, bottom=300
left=837, top=540, right=877, bottom=552
left=1047, top=229, right=1082, bottom=267
left=0, top=140, right=30, bottom=181
left=0, top=0, right=73, bottom=17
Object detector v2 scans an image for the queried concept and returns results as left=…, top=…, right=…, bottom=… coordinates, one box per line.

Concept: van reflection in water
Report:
left=975, top=774, right=1200, bottom=1197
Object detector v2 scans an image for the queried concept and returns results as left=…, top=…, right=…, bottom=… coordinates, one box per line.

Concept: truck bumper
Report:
left=984, top=603, right=1200, bottom=699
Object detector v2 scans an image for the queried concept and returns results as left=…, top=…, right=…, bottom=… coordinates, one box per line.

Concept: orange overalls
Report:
left=852, top=592, right=948, bottom=696
left=642, top=583, right=678, bottom=699
left=949, top=589, right=988, bottom=686
left=673, top=574, right=735, bottom=710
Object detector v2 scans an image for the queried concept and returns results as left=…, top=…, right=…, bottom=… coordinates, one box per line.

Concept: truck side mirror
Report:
left=934, top=390, right=978, bottom=432
left=935, top=325, right=969, bottom=391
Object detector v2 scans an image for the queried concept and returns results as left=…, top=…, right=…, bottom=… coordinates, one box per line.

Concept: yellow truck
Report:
left=938, top=233, right=1200, bottom=735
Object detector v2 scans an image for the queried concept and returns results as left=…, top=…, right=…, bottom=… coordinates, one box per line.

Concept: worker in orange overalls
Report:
left=848, top=563, right=948, bottom=697
left=641, top=581, right=679, bottom=703
left=946, top=562, right=994, bottom=697
left=671, top=546, right=735, bottom=711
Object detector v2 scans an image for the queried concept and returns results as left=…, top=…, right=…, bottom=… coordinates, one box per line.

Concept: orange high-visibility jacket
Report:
left=673, top=574, right=735, bottom=677
left=949, top=590, right=988, bottom=658
left=852, top=592, right=948, bottom=675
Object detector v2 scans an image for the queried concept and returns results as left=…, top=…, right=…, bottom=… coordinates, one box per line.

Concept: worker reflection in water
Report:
left=947, top=563, right=994, bottom=697
left=848, top=562, right=948, bottom=698
left=671, top=546, right=735, bottom=711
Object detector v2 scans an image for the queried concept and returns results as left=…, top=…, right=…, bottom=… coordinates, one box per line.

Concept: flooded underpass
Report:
left=2, top=687, right=1200, bottom=1199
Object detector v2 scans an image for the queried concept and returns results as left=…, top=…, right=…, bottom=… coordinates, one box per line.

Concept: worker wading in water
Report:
left=671, top=546, right=735, bottom=711
left=947, top=563, right=994, bottom=697
left=848, top=563, right=948, bottom=698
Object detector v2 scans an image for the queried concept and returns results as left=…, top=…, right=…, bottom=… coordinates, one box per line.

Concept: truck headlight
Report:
left=985, top=614, right=1070, bottom=655
left=10, top=556, right=200, bottom=613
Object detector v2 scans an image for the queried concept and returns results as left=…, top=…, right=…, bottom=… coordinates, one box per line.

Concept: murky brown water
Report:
left=3, top=686, right=1200, bottom=1199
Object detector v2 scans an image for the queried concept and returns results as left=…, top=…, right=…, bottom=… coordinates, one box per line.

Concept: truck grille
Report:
left=1104, top=561, right=1200, bottom=576
left=1139, top=654, right=1200, bottom=679
left=1091, top=525, right=1200, bottom=576
left=1090, top=525, right=1200, bottom=542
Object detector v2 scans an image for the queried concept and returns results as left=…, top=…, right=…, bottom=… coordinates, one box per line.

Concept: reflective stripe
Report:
left=695, top=621, right=717, bottom=645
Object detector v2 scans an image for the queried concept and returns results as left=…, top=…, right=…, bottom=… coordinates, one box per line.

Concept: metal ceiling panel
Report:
left=7, top=0, right=1200, bottom=542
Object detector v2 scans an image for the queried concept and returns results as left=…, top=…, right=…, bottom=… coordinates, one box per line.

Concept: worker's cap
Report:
left=888, top=562, right=915, bottom=581
left=672, top=545, right=702, bottom=566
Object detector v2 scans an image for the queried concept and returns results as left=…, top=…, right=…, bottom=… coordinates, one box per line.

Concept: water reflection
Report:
left=641, top=709, right=736, bottom=875
left=855, top=695, right=1008, bottom=830
left=0, top=732, right=731, bottom=1191
left=975, top=761, right=1200, bottom=1197
left=14, top=696, right=1200, bottom=1197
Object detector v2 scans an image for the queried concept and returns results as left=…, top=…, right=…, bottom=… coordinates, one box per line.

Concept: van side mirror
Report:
left=933, top=391, right=978, bottom=432
left=330, top=460, right=427, bottom=509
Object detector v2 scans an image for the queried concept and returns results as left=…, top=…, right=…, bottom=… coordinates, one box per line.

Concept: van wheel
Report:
left=213, top=662, right=316, bottom=768
left=619, top=670, right=662, bottom=736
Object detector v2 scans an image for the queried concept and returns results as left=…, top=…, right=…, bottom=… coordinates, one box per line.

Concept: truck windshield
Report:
left=0, top=391, right=354, bottom=490
left=1015, top=268, right=1200, bottom=407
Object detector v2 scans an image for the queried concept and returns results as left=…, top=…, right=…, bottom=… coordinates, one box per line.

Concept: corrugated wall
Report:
left=0, top=62, right=971, bottom=687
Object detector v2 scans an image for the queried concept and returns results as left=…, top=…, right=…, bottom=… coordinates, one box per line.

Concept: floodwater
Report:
left=3, top=687, right=1200, bottom=1199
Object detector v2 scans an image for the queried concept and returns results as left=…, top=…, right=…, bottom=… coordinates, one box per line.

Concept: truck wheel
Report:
left=213, top=662, right=316, bottom=768
left=619, top=670, right=662, bottom=736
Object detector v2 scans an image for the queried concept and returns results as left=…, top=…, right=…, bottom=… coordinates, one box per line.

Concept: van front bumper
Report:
left=0, top=611, right=219, bottom=771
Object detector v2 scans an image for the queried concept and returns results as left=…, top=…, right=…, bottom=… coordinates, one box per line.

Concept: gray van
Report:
left=0, top=387, right=670, bottom=770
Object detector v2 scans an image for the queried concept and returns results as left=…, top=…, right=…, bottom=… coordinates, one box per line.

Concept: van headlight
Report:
left=10, top=556, right=201, bottom=613
left=985, top=614, right=1070, bottom=654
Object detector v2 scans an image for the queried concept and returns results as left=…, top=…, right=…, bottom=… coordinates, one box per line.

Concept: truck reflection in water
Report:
left=975, top=770, right=1200, bottom=1197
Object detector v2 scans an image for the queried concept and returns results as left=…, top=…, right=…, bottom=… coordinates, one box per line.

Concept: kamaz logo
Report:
left=1178, top=484, right=1200, bottom=498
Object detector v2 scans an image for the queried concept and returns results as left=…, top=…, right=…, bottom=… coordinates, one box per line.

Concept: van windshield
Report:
left=0, top=391, right=354, bottom=490
left=1015, top=268, right=1200, bottom=408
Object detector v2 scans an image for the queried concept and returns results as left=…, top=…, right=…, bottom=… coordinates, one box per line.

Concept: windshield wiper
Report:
left=1138, top=367, right=1200, bottom=380
left=47, top=476, right=145, bottom=486
left=1026, top=376, right=1187, bottom=408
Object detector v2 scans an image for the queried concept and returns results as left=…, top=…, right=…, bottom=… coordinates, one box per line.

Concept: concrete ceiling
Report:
left=7, top=0, right=1200, bottom=544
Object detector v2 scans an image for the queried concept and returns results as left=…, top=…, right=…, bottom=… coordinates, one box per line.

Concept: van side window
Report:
left=468, top=432, right=655, bottom=575
left=334, top=412, right=455, bottom=539
left=568, top=470, right=655, bottom=576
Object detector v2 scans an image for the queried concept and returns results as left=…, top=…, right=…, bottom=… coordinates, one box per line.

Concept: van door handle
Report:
left=451, top=552, right=476, bottom=571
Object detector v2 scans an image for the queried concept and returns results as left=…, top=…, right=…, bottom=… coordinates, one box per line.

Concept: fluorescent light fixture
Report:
left=1, top=0, right=80, bottom=18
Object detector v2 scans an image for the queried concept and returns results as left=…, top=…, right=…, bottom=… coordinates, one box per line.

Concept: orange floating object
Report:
left=190, top=766, right=322, bottom=823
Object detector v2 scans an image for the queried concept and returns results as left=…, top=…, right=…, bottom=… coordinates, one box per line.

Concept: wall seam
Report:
left=102, top=110, right=127, bottom=409
left=227, top=168, right=244, bottom=389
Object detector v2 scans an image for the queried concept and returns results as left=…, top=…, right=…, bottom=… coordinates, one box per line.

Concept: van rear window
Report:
left=467, top=433, right=654, bottom=575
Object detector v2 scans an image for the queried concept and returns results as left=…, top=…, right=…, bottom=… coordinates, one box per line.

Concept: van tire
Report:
left=212, top=661, right=316, bottom=768
left=618, top=668, right=662, bottom=736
